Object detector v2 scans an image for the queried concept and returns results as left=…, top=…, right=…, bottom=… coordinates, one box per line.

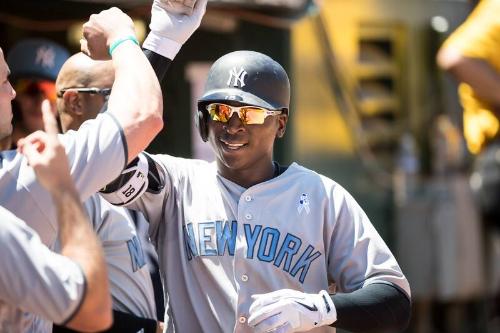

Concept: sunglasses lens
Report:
left=208, top=104, right=231, bottom=122
left=241, top=107, right=266, bottom=124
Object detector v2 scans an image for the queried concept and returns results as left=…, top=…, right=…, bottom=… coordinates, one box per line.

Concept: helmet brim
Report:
left=198, top=88, right=280, bottom=111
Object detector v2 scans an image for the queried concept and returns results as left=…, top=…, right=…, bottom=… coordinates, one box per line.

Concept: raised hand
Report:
left=144, top=0, right=207, bottom=59
left=81, top=7, right=137, bottom=60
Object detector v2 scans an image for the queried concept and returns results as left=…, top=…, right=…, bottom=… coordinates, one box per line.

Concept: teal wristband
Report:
left=108, top=36, right=139, bottom=56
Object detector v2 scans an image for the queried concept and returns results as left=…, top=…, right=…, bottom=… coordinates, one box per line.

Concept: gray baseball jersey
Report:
left=83, top=194, right=156, bottom=318
left=0, top=112, right=130, bottom=329
left=0, top=112, right=126, bottom=250
left=0, top=111, right=156, bottom=320
left=0, top=206, right=85, bottom=333
left=121, top=154, right=411, bottom=333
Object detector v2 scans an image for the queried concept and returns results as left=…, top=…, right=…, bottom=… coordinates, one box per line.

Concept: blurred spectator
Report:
left=6, top=38, right=69, bottom=148
left=437, top=0, right=500, bottom=330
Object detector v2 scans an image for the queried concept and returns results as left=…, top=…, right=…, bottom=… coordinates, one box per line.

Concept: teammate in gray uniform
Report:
left=0, top=73, right=112, bottom=332
left=0, top=6, right=163, bottom=251
left=103, top=51, right=412, bottom=332
left=0, top=6, right=163, bottom=332
left=53, top=52, right=158, bottom=332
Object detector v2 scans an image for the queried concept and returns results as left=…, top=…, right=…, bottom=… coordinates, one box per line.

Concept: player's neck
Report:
left=217, top=160, right=276, bottom=189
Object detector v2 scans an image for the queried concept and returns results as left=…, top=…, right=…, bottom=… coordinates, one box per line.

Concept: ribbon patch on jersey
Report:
left=297, top=193, right=310, bottom=215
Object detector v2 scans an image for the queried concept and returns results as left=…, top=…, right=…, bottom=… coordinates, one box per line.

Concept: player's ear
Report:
left=276, top=114, right=288, bottom=139
left=63, top=90, right=83, bottom=116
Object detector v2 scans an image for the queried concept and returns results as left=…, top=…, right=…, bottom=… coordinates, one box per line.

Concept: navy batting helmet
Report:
left=196, top=50, right=290, bottom=142
left=7, top=38, right=69, bottom=82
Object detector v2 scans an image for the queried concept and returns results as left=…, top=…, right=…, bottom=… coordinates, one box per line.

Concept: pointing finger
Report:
left=41, top=99, right=59, bottom=137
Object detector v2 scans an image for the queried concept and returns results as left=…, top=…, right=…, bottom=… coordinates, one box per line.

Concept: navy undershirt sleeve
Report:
left=331, top=283, right=411, bottom=332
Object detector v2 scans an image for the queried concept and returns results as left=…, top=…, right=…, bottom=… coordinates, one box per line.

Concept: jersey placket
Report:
left=233, top=187, right=260, bottom=332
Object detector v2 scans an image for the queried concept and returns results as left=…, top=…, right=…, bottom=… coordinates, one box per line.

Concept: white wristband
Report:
left=319, top=290, right=337, bottom=325
left=143, top=31, right=182, bottom=60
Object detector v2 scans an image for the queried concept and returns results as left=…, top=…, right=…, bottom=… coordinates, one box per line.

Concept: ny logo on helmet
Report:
left=227, top=67, right=248, bottom=88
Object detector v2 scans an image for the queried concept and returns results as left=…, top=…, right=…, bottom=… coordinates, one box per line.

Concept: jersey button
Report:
left=241, top=274, right=248, bottom=282
left=238, top=316, right=247, bottom=324
left=245, top=213, right=253, bottom=220
left=245, top=195, right=252, bottom=202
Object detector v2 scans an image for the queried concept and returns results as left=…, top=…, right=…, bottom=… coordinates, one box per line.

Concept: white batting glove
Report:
left=143, top=0, right=207, bottom=59
left=248, top=289, right=337, bottom=333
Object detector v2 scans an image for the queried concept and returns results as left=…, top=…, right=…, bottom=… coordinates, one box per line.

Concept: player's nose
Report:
left=224, top=113, right=244, bottom=134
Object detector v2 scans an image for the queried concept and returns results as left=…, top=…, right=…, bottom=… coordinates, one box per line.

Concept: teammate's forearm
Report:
left=52, top=186, right=112, bottom=331
left=449, top=58, right=500, bottom=108
left=109, top=42, right=164, bottom=163
left=53, top=186, right=103, bottom=268
left=438, top=47, right=500, bottom=108
left=331, top=283, right=411, bottom=332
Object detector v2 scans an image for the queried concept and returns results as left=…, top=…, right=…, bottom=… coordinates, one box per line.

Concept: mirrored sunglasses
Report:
left=206, top=103, right=282, bottom=125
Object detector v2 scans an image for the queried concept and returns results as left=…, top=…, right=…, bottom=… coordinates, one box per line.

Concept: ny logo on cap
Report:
left=227, top=67, right=248, bottom=88
left=35, top=46, right=56, bottom=69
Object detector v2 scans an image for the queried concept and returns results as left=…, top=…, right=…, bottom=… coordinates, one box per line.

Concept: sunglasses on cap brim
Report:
left=16, top=80, right=57, bottom=102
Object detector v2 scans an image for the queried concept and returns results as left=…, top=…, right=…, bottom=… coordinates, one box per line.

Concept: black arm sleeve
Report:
left=143, top=48, right=172, bottom=84
left=52, top=310, right=157, bottom=333
left=103, top=310, right=158, bottom=333
left=331, top=283, right=411, bottom=333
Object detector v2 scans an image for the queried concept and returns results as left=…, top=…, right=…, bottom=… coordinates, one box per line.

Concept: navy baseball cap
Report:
left=7, top=38, right=69, bottom=82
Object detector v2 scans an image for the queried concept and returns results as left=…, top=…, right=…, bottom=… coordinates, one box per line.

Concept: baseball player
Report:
left=102, top=50, right=412, bottom=332
left=53, top=52, right=159, bottom=332
left=0, top=92, right=112, bottom=332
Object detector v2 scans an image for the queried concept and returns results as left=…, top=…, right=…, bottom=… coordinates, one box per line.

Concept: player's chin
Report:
left=216, top=150, right=248, bottom=171
left=218, top=153, right=243, bottom=169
